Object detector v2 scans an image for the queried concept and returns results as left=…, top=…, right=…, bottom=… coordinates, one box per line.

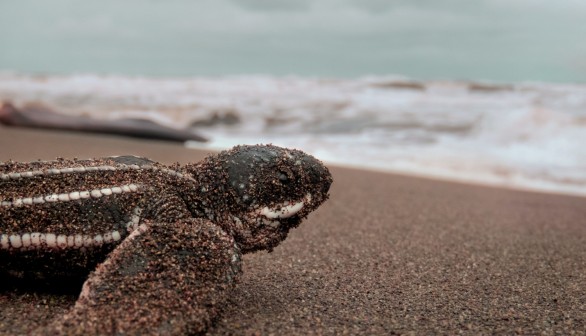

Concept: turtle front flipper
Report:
left=38, top=219, right=242, bottom=336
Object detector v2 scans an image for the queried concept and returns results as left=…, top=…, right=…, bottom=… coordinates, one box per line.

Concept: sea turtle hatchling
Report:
left=0, top=144, right=333, bottom=335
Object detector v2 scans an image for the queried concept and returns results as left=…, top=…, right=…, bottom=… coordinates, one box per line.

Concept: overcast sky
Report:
left=1, top=0, right=585, bottom=82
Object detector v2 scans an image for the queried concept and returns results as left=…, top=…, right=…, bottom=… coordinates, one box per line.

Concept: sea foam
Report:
left=1, top=73, right=585, bottom=197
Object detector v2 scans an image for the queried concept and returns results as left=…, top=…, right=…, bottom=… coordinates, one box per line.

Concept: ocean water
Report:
left=1, top=74, right=585, bottom=197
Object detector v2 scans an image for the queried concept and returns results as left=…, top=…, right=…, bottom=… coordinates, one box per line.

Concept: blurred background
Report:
left=1, top=0, right=585, bottom=195
left=1, top=0, right=586, bottom=81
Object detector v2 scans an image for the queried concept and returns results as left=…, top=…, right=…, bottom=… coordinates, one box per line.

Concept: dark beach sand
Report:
left=1, top=127, right=585, bottom=335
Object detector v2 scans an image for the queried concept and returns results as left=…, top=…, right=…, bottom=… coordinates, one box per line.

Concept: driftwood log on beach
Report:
left=0, top=102, right=207, bottom=143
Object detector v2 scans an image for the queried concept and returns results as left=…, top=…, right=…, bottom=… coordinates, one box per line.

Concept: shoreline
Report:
left=2, top=126, right=585, bottom=199
left=312, top=159, right=586, bottom=199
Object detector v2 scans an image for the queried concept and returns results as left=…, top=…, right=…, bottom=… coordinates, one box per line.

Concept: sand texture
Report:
left=1, top=127, right=585, bottom=335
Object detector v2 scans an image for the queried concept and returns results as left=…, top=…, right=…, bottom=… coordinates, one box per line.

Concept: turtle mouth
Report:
left=235, top=193, right=314, bottom=253
left=258, top=193, right=312, bottom=220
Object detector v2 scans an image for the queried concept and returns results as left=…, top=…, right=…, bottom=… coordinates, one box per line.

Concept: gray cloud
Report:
left=0, top=0, right=585, bottom=82
left=231, top=0, right=311, bottom=11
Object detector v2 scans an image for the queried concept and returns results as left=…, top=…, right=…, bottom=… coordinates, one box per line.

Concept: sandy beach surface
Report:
left=0, top=127, right=585, bottom=335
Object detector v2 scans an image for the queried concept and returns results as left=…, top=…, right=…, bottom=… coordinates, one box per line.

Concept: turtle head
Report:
left=186, top=144, right=332, bottom=253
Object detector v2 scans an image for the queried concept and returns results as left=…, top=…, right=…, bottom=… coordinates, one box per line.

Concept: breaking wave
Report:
left=1, top=73, right=585, bottom=196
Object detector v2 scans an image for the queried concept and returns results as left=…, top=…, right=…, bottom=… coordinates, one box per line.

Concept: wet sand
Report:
left=1, top=127, right=585, bottom=335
